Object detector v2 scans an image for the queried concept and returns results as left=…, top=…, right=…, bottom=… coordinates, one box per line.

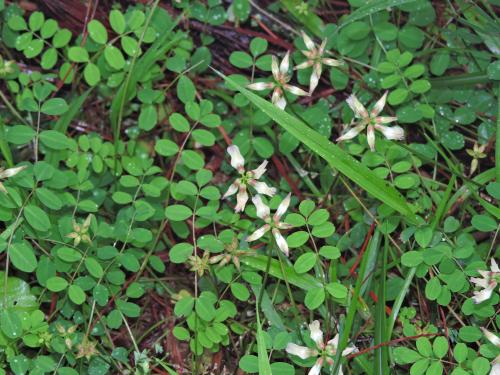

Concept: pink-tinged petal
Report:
left=251, top=160, right=268, bottom=179
left=309, top=320, right=324, bottom=348
left=301, top=31, right=315, bottom=50
left=284, top=84, right=309, bottom=97
left=326, top=333, right=339, bottom=350
left=272, top=228, right=289, bottom=256
left=491, top=258, right=499, bottom=273
left=235, top=186, right=249, bottom=212
left=280, top=51, right=290, bottom=75
left=286, top=343, right=317, bottom=359
left=275, top=193, right=291, bottom=220
left=367, top=125, right=376, bottom=151
left=482, top=328, right=500, bottom=347
left=346, top=94, right=368, bottom=118
left=376, top=116, right=398, bottom=124
left=252, top=181, right=277, bottom=197
left=227, top=145, right=245, bottom=171
left=0, top=165, right=26, bottom=179
left=374, top=124, right=405, bottom=140
left=271, top=55, right=280, bottom=80
left=336, top=123, right=365, bottom=142
left=277, top=221, right=294, bottom=230
left=295, top=60, right=315, bottom=70
left=246, top=224, right=270, bottom=242
left=309, top=63, right=322, bottom=94
left=472, top=285, right=494, bottom=304
left=308, top=358, right=323, bottom=375
left=222, top=181, right=239, bottom=198
left=470, top=277, right=489, bottom=289
left=252, top=194, right=270, bottom=219
left=0, top=182, right=7, bottom=194
left=322, top=58, right=343, bottom=67
left=247, top=81, right=275, bottom=91
left=371, top=91, right=388, bottom=117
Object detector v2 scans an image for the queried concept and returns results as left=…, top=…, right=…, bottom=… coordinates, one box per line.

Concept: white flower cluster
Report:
left=247, top=32, right=404, bottom=151
left=222, top=145, right=292, bottom=256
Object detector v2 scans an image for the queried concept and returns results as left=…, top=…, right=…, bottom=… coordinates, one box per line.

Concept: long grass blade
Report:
left=215, top=72, right=417, bottom=223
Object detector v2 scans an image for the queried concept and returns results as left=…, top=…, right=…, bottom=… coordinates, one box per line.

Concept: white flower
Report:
left=336, top=92, right=404, bottom=152
left=481, top=328, right=500, bottom=375
left=247, top=52, right=309, bottom=110
left=295, top=31, right=343, bottom=94
left=0, top=165, right=26, bottom=194
left=470, top=259, right=499, bottom=304
left=466, top=143, right=487, bottom=176
left=285, top=320, right=358, bottom=375
left=246, top=193, right=293, bottom=256
left=223, top=145, right=276, bottom=212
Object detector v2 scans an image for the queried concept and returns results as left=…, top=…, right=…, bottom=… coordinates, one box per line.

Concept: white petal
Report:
left=247, top=81, right=275, bottom=91
left=367, top=125, right=376, bottom=152
left=235, top=186, right=249, bottom=213
left=246, top=224, right=270, bottom=242
left=284, top=84, right=309, bottom=97
left=272, top=89, right=287, bottom=110
left=275, top=193, right=291, bottom=220
left=309, top=320, right=324, bottom=348
left=308, top=358, right=323, bottom=375
left=252, top=194, right=270, bottom=219
left=272, top=228, right=288, bottom=256
left=342, top=343, right=358, bottom=356
left=0, top=165, right=26, bottom=179
left=295, top=60, right=315, bottom=70
left=491, top=362, right=500, bottom=375
left=376, top=116, right=398, bottom=124
left=336, top=124, right=365, bottom=142
left=322, top=58, right=343, bottom=67
left=346, top=94, right=368, bottom=118
left=223, top=181, right=239, bottom=198
left=470, top=277, right=489, bottom=289
left=285, top=343, right=317, bottom=359
left=491, top=259, right=499, bottom=273
left=326, top=333, right=339, bottom=349
left=301, top=31, right=315, bottom=50
left=251, top=160, right=268, bottom=179
left=271, top=55, right=279, bottom=80
left=482, top=328, right=500, bottom=347
left=252, top=181, right=277, bottom=196
left=280, top=51, right=290, bottom=75
left=371, top=91, right=388, bottom=117
left=309, top=63, right=321, bottom=94
left=374, top=125, right=405, bottom=140
left=227, top=145, right=245, bottom=171
left=472, top=286, right=494, bottom=304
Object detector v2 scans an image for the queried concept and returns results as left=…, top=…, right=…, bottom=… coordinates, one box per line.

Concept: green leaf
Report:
left=104, top=45, right=126, bottom=70
left=0, top=272, right=38, bottom=311
left=177, top=75, right=196, bottom=104
left=10, top=243, right=37, bottom=273
left=68, top=284, right=86, bottom=305
left=304, top=287, right=325, bottom=309
left=138, top=105, right=157, bottom=131
left=1, top=310, right=22, bottom=339
left=339, top=0, right=418, bottom=29
left=68, top=46, right=89, bottom=63
left=293, top=252, right=316, bottom=273
left=84, top=63, right=101, bottom=86
left=87, top=20, right=108, bottom=44
left=24, top=205, right=51, bottom=231
left=41, top=98, right=68, bottom=115
left=110, top=9, right=126, bottom=34
left=165, top=205, right=192, bottom=221
left=216, top=72, right=416, bottom=222
left=46, top=276, right=68, bottom=292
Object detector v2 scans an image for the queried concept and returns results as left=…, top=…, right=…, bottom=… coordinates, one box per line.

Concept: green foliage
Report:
left=0, top=1, right=497, bottom=374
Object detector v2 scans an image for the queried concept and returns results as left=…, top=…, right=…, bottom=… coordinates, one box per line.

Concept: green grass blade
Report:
left=256, top=297, right=272, bottom=375
left=332, top=230, right=381, bottom=375
left=338, top=0, right=417, bottom=29
left=215, top=72, right=417, bottom=223
left=251, top=284, right=286, bottom=331
left=374, top=234, right=388, bottom=375
left=280, top=0, right=324, bottom=36
left=241, top=255, right=322, bottom=291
